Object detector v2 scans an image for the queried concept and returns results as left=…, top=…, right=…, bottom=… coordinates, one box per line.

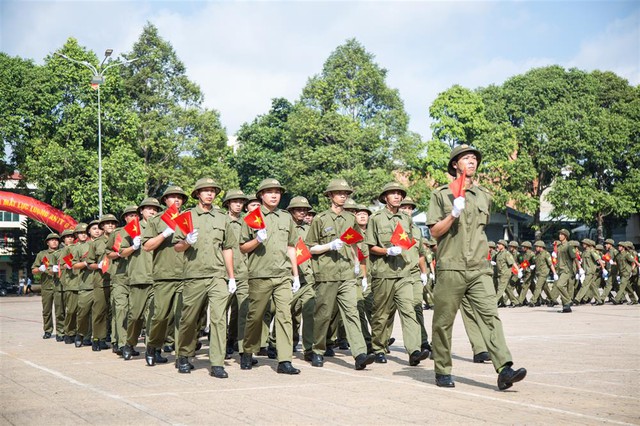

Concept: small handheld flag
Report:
left=295, top=237, right=311, bottom=265
left=243, top=208, right=266, bottom=230
left=42, top=256, right=50, bottom=269
left=357, top=247, right=367, bottom=262
left=112, top=233, right=123, bottom=252
left=390, top=222, right=414, bottom=250
left=101, top=256, right=110, bottom=274
left=63, top=253, right=73, bottom=268
left=160, top=203, right=179, bottom=230
left=123, top=217, right=141, bottom=238
left=175, top=211, right=194, bottom=234
left=340, top=227, right=363, bottom=245
left=449, top=166, right=466, bottom=198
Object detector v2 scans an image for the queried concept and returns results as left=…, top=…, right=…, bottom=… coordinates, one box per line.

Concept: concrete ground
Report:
left=0, top=295, right=638, bottom=425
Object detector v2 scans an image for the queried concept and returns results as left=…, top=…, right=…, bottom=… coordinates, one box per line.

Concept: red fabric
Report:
left=0, top=191, right=76, bottom=233
left=448, top=167, right=466, bottom=198
left=243, top=208, right=266, bottom=230
left=101, top=256, right=109, bottom=274
left=160, top=203, right=179, bottom=230
left=390, top=222, right=414, bottom=250
left=42, top=256, right=50, bottom=268
left=112, top=233, right=123, bottom=252
left=295, top=237, right=311, bottom=265
left=340, top=227, right=364, bottom=245
left=357, top=247, right=367, bottom=262
left=123, top=217, right=141, bottom=238
left=62, top=253, right=73, bottom=268
left=175, top=211, right=194, bottom=234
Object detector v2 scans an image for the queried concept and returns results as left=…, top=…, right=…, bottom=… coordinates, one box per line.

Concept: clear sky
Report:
left=1, top=1, right=638, bottom=140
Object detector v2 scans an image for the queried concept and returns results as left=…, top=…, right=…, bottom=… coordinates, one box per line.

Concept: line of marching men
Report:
left=32, top=177, right=436, bottom=379
left=482, top=230, right=639, bottom=313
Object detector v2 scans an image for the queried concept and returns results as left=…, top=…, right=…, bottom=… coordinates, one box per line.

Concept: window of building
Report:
left=1, top=212, right=20, bottom=222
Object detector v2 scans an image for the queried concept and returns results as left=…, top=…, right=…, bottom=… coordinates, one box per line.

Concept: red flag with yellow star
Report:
left=160, top=203, right=179, bottom=230
left=101, top=256, right=110, bottom=274
left=511, top=265, right=519, bottom=275
left=390, top=222, right=413, bottom=250
left=295, top=237, right=311, bottom=265
left=357, top=247, right=367, bottom=262
left=62, top=253, right=73, bottom=268
left=449, top=166, right=466, bottom=198
left=520, top=260, right=530, bottom=269
left=243, top=208, right=266, bottom=230
left=42, top=256, right=50, bottom=269
left=340, top=227, right=363, bottom=245
left=123, top=216, right=141, bottom=238
left=112, top=233, right=123, bottom=252
left=175, top=211, right=194, bottom=235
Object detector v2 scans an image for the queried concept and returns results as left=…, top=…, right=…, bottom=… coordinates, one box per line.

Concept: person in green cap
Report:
left=55, top=229, right=74, bottom=341
left=173, top=178, right=237, bottom=378
left=285, top=196, right=316, bottom=359
left=87, top=214, right=118, bottom=351
left=60, top=226, right=82, bottom=344
left=495, top=240, right=520, bottom=307
left=121, top=197, right=161, bottom=360
left=575, top=239, right=605, bottom=305
left=142, top=185, right=188, bottom=366
left=612, top=242, right=638, bottom=305
left=628, top=242, right=640, bottom=302
left=222, top=189, right=249, bottom=357
left=602, top=238, right=618, bottom=302
left=354, top=203, right=373, bottom=349
left=427, top=144, right=526, bottom=390
left=305, top=179, right=374, bottom=370
left=31, top=233, right=62, bottom=339
left=506, top=241, right=523, bottom=307
left=530, top=241, right=557, bottom=307
left=239, top=178, right=301, bottom=375
left=365, top=181, right=430, bottom=366
left=518, top=242, right=535, bottom=305
left=554, top=229, right=575, bottom=313
left=74, top=221, right=98, bottom=348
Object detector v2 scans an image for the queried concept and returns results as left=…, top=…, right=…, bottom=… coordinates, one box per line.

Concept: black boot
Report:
left=122, top=344, right=133, bottom=361
left=74, top=335, right=83, bottom=348
left=99, top=340, right=110, bottom=350
left=154, top=349, right=168, bottom=364
left=240, top=352, right=253, bottom=370
left=92, top=340, right=101, bottom=352
left=176, top=356, right=191, bottom=374
left=145, top=346, right=156, bottom=366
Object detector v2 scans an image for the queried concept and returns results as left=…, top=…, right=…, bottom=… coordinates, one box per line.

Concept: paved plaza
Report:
left=0, top=296, right=638, bottom=425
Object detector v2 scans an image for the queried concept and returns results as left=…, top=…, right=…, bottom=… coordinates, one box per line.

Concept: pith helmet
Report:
left=569, top=240, right=580, bottom=248
left=99, top=214, right=118, bottom=229
left=400, top=196, right=417, bottom=208
left=521, top=241, right=532, bottom=248
left=559, top=228, right=570, bottom=238
left=61, top=229, right=75, bottom=238
left=343, top=198, right=358, bottom=211
left=625, top=241, right=635, bottom=250
left=45, top=233, right=60, bottom=242
left=223, top=189, right=249, bottom=206
left=581, top=238, right=595, bottom=247
left=355, top=204, right=372, bottom=215
left=74, top=223, right=88, bottom=234
left=88, top=219, right=100, bottom=230
left=488, top=241, right=496, bottom=248
left=287, top=196, right=312, bottom=210
left=595, top=244, right=604, bottom=251
left=138, top=197, right=161, bottom=213
left=324, top=178, right=354, bottom=196
left=534, top=240, right=546, bottom=248
left=497, top=239, right=508, bottom=247
left=508, top=241, right=519, bottom=248
left=121, top=205, right=139, bottom=221
left=191, top=177, right=222, bottom=199
left=604, top=238, right=615, bottom=245
left=246, top=193, right=259, bottom=204
left=256, top=178, right=285, bottom=195
left=378, top=182, right=407, bottom=203
left=160, top=186, right=188, bottom=203
left=448, top=144, right=482, bottom=177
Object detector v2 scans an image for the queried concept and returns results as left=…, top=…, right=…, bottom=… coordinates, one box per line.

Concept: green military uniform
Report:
left=61, top=226, right=84, bottom=343
left=240, top=179, right=298, bottom=371
left=75, top=235, right=95, bottom=345
left=568, top=241, right=581, bottom=300
left=629, top=244, right=639, bottom=302
left=506, top=242, right=522, bottom=306
left=575, top=240, right=603, bottom=304
left=306, top=189, right=368, bottom=365
left=427, top=173, right=515, bottom=379
left=601, top=240, right=618, bottom=301
left=175, top=187, right=237, bottom=374
left=106, top=226, right=131, bottom=352
left=518, top=243, right=535, bottom=305
left=531, top=242, right=554, bottom=305
left=553, top=230, right=575, bottom=311
left=31, top=233, right=62, bottom=338
left=495, top=243, right=518, bottom=306
left=365, top=182, right=425, bottom=363
left=613, top=243, right=638, bottom=304
left=142, top=187, right=187, bottom=365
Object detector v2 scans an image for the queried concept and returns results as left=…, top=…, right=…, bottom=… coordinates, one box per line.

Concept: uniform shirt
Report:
left=365, top=207, right=413, bottom=279
left=556, top=241, right=576, bottom=275
left=294, top=222, right=314, bottom=285
left=142, top=210, right=185, bottom=281
left=406, top=224, right=427, bottom=277
left=87, top=235, right=113, bottom=287
left=31, top=248, right=59, bottom=291
left=229, top=216, right=249, bottom=281
left=495, top=250, right=515, bottom=278
left=616, top=251, right=634, bottom=277
left=121, top=220, right=154, bottom=286
left=426, top=184, right=492, bottom=272
left=306, top=209, right=358, bottom=282
left=534, top=249, right=553, bottom=279
left=240, top=205, right=297, bottom=279
left=59, top=244, right=79, bottom=291
left=582, top=248, right=600, bottom=275
left=521, top=249, right=535, bottom=280
left=605, top=247, right=619, bottom=274
left=173, top=205, right=236, bottom=279
left=73, top=241, right=94, bottom=291
left=106, top=228, right=129, bottom=280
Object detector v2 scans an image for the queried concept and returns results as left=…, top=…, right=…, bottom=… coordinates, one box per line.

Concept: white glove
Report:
left=575, top=273, right=580, bottom=281
left=162, top=227, right=175, bottom=238
left=387, top=246, right=402, bottom=256
left=256, top=229, right=268, bottom=243
left=491, top=261, right=497, bottom=266
left=354, top=263, right=360, bottom=276
left=52, top=265, right=59, bottom=273
left=132, top=236, right=141, bottom=250
left=38, top=264, right=46, bottom=272
left=517, top=270, right=523, bottom=279
left=420, top=273, right=428, bottom=287
left=553, top=273, right=559, bottom=281
left=228, top=278, right=237, bottom=294
left=98, top=260, right=104, bottom=269
left=616, top=276, right=620, bottom=283
left=451, top=196, right=466, bottom=218
left=602, top=269, right=609, bottom=279
left=579, top=268, right=585, bottom=276
left=292, top=276, right=301, bottom=293
left=609, top=259, right=614, bottom=265
left=361, top=277, right=368, bottom=293
left=429, top=273, right=435, bottom=281
left=329, top=238, right=344, bottom=251
left=185, top=229, right=199, bottom=245
left=530, top=265, right=536, bottom=270
left=552, top=252, right=557, bottom=259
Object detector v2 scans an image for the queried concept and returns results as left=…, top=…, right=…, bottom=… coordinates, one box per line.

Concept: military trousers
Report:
left=531, top=276, right=552, bottom=303
left=110, top=278, right=129, bottom=348
left=518, top=275, right=534, bottom=304
left=178, top=277, right=229, bottom=366
left=356, top=279, right=372, bottom=346
left=291, top=282, right=315, bottom=353
left=614, top=274, right=638, bottom=303
left=312, top=280, right=365, bottom=358
left=147, top=280, right=182, bottom=349
left=63, top=290, right=78, bottom=337
left=226, top=280, right=248, bottom=352
left=496, top=275, right=517, bottom=305
left=553, top=272, right=572, bottom=305
left=381, top=278, right=429, bottom=349
left=243, top=277, right=293, bottom=362
left=432, top=269, right=512, bottom=375
left=40, top=288, right=56, bottom=334
left=54, top=290, right=65, bottom=335
left=126, top=284, right=153, bottom=347
left=460, top=296, right=488, bottom=356
left=77, top=289, right=94, bottom=338
left=576, top=273, right=601, bottom=303
left=92, top=284, right=111, bottom=340
left=370, top=276, right=421, bottom=355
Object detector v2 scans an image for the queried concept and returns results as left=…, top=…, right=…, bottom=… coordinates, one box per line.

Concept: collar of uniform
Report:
left=193, top=204, right=216, bottom=216
left=261, top=204, right=281, bottom=217
left=324, top=209, right=348, bottom=220
left=381, top=206, right=403, bottom=220
left=228, top=214, right=242, bottom=224
left=47, top=248, right=56, bottom=253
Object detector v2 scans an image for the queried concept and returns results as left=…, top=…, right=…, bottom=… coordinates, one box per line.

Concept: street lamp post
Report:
left=56, top=49, right=137, bottom=217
